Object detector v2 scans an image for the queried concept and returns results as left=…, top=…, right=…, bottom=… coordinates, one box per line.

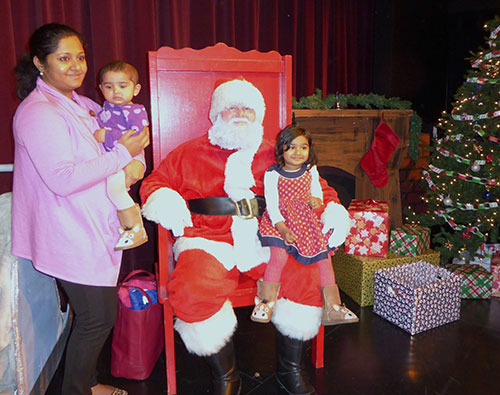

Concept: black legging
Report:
left=58, top=279, right=118, bottom=395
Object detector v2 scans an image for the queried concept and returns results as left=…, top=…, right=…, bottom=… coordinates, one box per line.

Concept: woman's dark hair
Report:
left=14, top=23, right=86, bottom=100
left=275, top=124, right=318, bottom=169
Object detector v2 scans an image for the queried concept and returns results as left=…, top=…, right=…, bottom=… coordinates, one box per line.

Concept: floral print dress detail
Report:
left=258, top=164, right=336, bottom=265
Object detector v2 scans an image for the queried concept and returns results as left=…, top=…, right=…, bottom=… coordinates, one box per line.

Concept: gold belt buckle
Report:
left=234, top=198, right=254, bottom=219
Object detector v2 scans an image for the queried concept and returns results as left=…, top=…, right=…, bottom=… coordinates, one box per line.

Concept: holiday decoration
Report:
left=373, top=261, right=461, bottom=336
left=332, top=249, right=440, bottom=306
left=451, top=243, right=500, bottom=271
left=360, top=118, right=400, bottom=188
left=491, top=252, right=500, bottom=297
left=409, top=16, right=500, bottom=262
left=389, top=225, right=430, bottom=257
left=292, top=90, right=422, bottom=162
left=445, top=263, right=493, bottom=299
left=344, top=199, right=389, bottom=257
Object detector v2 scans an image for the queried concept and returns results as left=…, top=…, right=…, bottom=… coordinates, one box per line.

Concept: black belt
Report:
left=188, top=196, right=266, bottom=219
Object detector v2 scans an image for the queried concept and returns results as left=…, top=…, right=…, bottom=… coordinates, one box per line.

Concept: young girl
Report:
left=95, top=60, right=148, bottom=250
left=251, top=125, right=358, bottom=326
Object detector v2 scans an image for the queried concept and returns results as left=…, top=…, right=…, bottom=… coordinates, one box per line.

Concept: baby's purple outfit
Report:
left=97, top=101, right=149, bottom=151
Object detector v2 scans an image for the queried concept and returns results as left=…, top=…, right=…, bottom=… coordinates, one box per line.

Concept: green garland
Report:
left=292, top=89, right=422, bottom=162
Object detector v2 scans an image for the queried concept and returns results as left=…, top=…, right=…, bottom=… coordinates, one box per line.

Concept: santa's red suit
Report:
left=140, top=80, right=350, bottom=358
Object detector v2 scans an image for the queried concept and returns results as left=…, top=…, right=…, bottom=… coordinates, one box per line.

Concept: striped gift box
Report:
left=445, top=264, right=493, bottom=299
left=389, top=225, right=430, bottom=257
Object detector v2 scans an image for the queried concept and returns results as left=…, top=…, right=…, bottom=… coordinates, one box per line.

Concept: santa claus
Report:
left=140, top=79, right=350, bottom=395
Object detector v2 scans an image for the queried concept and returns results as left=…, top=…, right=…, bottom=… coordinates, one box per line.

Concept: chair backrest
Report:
left=148, top=43, right=292, bottom=284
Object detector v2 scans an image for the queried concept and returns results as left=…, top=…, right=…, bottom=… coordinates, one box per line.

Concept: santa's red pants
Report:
left=168, top=248, right=323, bottom=324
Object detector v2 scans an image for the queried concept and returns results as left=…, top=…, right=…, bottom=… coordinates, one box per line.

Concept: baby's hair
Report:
left=99, top=60, right=139, bottom=84
left=275, top=124, right=318, bottom=169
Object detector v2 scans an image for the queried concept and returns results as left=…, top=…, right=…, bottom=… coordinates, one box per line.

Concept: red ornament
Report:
left=462, top=231, right=471, bottom=240
left=486, top=154, right=493, bottom=163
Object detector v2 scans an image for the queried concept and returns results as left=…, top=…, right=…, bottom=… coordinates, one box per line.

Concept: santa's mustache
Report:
left=229, top=117, right=251, bottom=126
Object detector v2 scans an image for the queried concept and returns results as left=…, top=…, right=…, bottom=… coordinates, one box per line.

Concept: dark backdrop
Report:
left=0, top=0, right=376, bottom=193
left=2, top=0, right=500, bottom=273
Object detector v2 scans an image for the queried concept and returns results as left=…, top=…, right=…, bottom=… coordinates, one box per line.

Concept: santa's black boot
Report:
left=276, top=332, right=315, bottom=395
left=205, top=340, right=242, bottom=395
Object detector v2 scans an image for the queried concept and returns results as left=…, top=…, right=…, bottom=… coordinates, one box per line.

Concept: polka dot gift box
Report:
left=344, top=199, right=389, bottom=258
left=373, top=261, right=461, bottom=335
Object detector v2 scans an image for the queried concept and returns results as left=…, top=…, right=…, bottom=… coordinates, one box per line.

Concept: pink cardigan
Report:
left=12, top=78, right=136, bottom=286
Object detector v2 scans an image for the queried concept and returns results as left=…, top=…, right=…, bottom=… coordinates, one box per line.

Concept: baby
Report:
left=95, top=60, right=148, bottom=250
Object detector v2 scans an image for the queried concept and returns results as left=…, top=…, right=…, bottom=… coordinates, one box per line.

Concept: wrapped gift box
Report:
left=373, top=261, right=461, bottom=335
left=332, top=249, right=440, bottom=307
left=389, top=225, right=430, bottom=257
left=344, top=199, right=389, bottom=257
left=445, top=263, right=493, bottom=299
left=492, top=253, right=500, bottom=298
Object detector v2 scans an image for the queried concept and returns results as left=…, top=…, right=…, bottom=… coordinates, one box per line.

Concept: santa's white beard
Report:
left=208, top=116, right=263, bottom=151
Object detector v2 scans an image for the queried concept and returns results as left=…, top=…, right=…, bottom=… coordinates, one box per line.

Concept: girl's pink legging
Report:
left=263, top=246, right=335, bottom=286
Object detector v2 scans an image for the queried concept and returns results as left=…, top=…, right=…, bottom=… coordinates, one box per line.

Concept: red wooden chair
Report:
left=148, top=43, right=325, bottom=395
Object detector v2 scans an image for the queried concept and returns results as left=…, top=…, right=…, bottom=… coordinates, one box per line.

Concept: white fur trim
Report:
left=174, top=300, right=237, bottom=356
left=142, top=187, right=193, bottom=237
left=321, top=202, right=351, bottom=248
left=224, top=145, right=260, bottom=201
left=210, top=79, right=266, bottom=124
left=271, top=298, right=322, bottom=341
left=172, top=232, right=268, bottom=273
left=231, top=217, right=270, bottom=272
left=173, top=237, right=236, bottom=271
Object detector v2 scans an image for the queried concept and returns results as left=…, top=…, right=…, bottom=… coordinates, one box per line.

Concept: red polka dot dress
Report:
left=258, top=164, right=335, bottom=265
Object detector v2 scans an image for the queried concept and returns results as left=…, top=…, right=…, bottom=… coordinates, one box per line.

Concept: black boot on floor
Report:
left=205, top=339, right=242, bottom=395
left=276, top=332, right=315, bottom=395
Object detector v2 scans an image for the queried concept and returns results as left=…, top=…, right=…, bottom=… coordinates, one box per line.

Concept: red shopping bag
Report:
left=111, top=270, right=164, bottom=380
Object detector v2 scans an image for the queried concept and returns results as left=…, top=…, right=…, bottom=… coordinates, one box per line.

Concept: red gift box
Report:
left=492, top=251, right=500, bottom=298
left=344, top=199, right=389, bottom=257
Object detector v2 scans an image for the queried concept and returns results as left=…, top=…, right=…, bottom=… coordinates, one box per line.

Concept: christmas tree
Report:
left=412, top=16, right=500, bottom=263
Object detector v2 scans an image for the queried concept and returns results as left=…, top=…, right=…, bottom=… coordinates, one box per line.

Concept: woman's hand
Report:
left=275, top=221, right=297, bottom=245
left=307, top=197, right=323, bottom=209
left=118, top=126, right=150, bottom=157
left=123, top=160, right=145, bottom=188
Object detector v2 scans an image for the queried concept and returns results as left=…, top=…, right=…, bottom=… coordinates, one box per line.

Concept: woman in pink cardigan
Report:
left=11, top=23, right=149, bottom=395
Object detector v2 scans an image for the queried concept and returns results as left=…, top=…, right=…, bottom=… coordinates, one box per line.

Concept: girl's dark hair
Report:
left=275, top=124, right=318, bottom=169
left=14, top=23, right=86, bottom=100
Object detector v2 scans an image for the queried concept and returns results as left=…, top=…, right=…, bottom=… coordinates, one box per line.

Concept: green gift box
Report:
left=445, top=264, right=493, bottom=299
left=389, top=225, right=430, bottom=257
left=332, top=248, right=440, bottom=307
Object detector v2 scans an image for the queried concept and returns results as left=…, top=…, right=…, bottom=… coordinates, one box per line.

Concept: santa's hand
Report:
left=321, top=202, right=351, bottom=248
left=141, top=187, right=193, bottom=237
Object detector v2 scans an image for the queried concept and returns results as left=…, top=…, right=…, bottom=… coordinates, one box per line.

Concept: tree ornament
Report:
left=443, top=196, right=453, bottom=206
left=473, top=144, right=483, bottom=153
left=471, top=162, right=481, bottom=172
left=444, top=241, right=453, bottom=250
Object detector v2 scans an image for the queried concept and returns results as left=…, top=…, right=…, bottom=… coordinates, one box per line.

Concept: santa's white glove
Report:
left=321, top=202, right=351, bottom=248
left=141, top=187, right=193, bottom=237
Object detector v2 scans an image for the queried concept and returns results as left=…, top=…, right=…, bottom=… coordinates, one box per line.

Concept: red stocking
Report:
left=360, top=117, right=400, bottom=188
